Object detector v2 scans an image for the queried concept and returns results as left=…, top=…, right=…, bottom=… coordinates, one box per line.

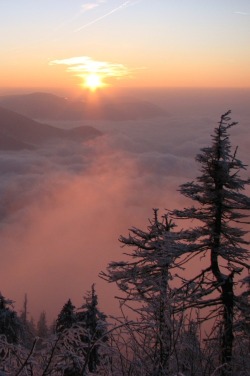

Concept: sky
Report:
left=1, top=0, right=250, bottom=92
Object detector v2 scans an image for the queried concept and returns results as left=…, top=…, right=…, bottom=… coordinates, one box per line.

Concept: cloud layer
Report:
left=0, top=88, right=249, bottom=322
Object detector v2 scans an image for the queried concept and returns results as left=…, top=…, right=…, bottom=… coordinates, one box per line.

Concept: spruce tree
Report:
left=37, top=311, right=48, bottom=339
left=0, top=294, right=21, bottom=344
left=77, top=284, right=108, bottom=373
left=100, top=210, right=188, bottom=375
left=19, top=294, right=36, bottom=348
left=56, top=299, right=76, bottom=333
left=171, top=111, right=250, bottom=375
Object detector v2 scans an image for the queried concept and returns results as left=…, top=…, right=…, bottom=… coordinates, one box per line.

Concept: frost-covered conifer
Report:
left=0, top=294, right=21, bottom=344
left=77, top=284, right=108, bottom=373
left=19, top=294, right=36, bottom=348
left=56, top=299, right=76, bottom=333
left=36, top=311, right=49, bottom=339
left=171, top=111, right=250, bottom=375
left=100, top=210, right=188, bottom=376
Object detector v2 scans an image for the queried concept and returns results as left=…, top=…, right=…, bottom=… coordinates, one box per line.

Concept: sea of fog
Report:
left=0, top=88, right=249, bottom=322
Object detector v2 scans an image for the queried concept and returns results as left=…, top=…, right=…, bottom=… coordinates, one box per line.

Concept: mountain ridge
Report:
left=0, top=106, right=102, bottom=150
left=0, top=92, right=167, bottom=121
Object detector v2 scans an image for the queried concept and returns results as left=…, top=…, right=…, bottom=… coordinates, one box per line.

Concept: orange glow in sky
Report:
left=49, top=56, right=132, bottom=92
left=1, top=1, right=250, bottom=92
left=84, top=74, right=104, bottom=91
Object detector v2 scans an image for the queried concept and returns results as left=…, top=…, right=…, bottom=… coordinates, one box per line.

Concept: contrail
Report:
left=74, top=1, right=131, bottom=32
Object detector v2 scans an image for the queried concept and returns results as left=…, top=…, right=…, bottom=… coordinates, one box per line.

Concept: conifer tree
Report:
left=77, top=284, right=108, bottom=373
left=100, top=210, right=188, bottom=375
left=19, top=294, right=36, bottom=348
left=56, top=299, right=76, bottom=333
left=20, top=294, right=28, bottom=326
left=37, top=311, right=48, bottom=339
left=171, top=111, right=250, bottom=375
left=0, top=294, right=21, bottom=344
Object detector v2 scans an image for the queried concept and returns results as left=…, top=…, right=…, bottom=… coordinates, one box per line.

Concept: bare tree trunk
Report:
left=157, top=268, right=170, bottom=376
left=211, top=166, right=234, bottom=376
left=220, top=277, right=234, bottom=376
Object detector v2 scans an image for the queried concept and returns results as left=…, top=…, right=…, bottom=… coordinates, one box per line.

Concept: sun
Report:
left=84, top=73, right=104, bottom=91
left=50, top=56, right=131, bottom=92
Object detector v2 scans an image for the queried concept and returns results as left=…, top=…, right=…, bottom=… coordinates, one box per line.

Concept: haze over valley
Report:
left=0, top=88, right=249, bottom=320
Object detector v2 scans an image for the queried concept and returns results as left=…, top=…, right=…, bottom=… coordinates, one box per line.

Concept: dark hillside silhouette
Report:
left=0, top=106, right=102, bottom=150
left=0, top=92, right=167, bottom=121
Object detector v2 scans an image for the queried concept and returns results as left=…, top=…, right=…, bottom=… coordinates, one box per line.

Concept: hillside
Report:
left=0, top=92, right=167, bottom=121
left=0, top=106, right=102, bottom=150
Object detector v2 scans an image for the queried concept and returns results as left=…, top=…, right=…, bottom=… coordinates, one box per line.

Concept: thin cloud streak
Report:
left=49, top=56, right=130, bottom=78
left=53, top=1, right=106, bottom=33
left=74, top=1, right=132, bottom=32
left=81, top=1, right=106, bottom=13
left=81, top=4, right=99, bottom=12
left=234, top=11, right=250, bottom=15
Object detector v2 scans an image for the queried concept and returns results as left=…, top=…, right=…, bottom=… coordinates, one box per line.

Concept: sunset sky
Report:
left=1, top=0, right=250, bottom=92
left=1, top=1, right=250, bottom=321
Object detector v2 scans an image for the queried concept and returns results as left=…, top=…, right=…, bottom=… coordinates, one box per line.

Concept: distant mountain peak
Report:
left=0, top=106, right=102, bottom=151
left=0, top=91, right=167, bottom=121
